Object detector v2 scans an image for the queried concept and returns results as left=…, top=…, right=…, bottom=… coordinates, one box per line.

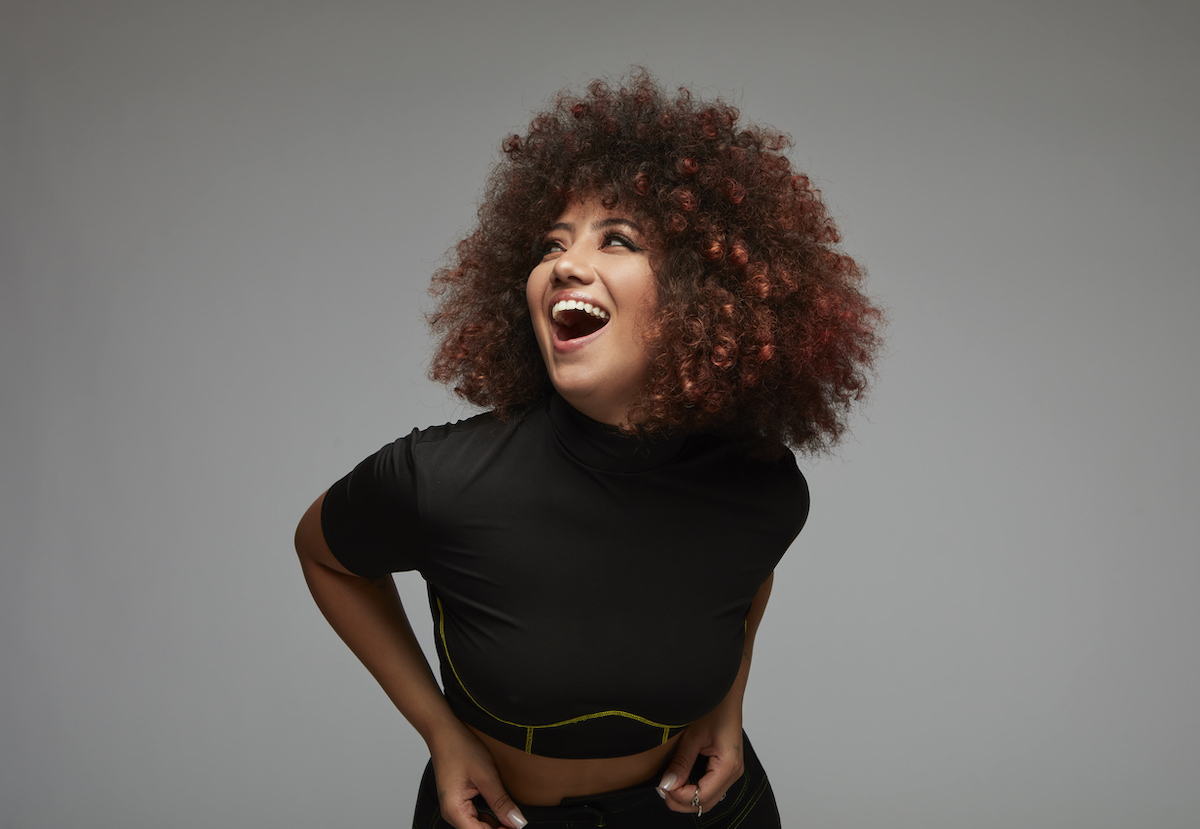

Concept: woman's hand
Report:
left=429, top=724, right=528, bottom=829
left=655, top=703, right=744, bottom=815
left=656, top=572, right=774, bottom=815
left=296, top=494, right=525, bottom=827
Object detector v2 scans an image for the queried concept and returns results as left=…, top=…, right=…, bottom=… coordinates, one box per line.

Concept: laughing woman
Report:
left=295, top=70, right=881, bottom=828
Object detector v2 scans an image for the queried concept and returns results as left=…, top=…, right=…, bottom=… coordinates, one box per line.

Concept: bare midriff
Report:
left=468, top=724, right=681, bottom=806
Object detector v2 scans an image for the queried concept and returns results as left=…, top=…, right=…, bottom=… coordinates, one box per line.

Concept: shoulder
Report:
left=401, top=405, right=544, bottom=461
left=409, top=410, right=509, bottom=443
left=332, top=410, right=515, bottom=502
left=318, top=408, right=537, bottom=577
left=685, top=437, right=810, bottom=538
left=688, top=434, right=806, bottom=487
left=375, top=405, right=556, bottom=498
left=754, top=449, right=809, bottom=536
left=364, top=408, right=517, bottom=465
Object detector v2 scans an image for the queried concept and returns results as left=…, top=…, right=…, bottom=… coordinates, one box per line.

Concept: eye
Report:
left=538, top=238, right=566, bottom=258
left=602, top=233, right=641, bottom=252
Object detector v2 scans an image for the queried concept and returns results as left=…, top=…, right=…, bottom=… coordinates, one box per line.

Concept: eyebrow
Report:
left=547, top=217, right=645, bottom=235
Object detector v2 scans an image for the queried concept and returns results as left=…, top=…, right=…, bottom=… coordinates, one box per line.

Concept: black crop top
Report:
left=320, top=393, right=808, bottom=759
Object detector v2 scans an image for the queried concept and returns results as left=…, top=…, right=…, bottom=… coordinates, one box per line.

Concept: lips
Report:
left=549, top=293, right=610, bottom=345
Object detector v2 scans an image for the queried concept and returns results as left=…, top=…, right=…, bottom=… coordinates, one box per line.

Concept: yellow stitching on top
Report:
left=436, top=597, right=691, bottom=737
left=437, top=596, right=510, bottom=723
left=525, top=727, right=533, bottom=754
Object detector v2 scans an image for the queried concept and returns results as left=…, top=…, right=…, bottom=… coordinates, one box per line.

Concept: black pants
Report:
left=412, top=731, right=781, bottom=829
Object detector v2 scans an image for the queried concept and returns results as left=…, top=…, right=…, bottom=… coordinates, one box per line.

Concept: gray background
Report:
left=3, top=1, right=1198, bottom=827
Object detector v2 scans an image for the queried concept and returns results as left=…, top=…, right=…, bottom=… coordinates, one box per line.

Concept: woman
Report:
left=296, top=70, right=881, bottom=828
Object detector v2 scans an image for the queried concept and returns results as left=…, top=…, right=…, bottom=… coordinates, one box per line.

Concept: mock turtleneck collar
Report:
left=547, top=393, right=689, bottom=473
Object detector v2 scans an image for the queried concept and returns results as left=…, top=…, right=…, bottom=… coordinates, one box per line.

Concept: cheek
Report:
left=525, top=276, right=541, bottom=323
left=632, top=261, right=658, bottom=306
left=627, top=274, right=659, bottom=338
left=525, top=273, right=551, bottom=348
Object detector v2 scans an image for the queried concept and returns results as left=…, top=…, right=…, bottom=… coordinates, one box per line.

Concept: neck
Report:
left=555, top=390, right=631, bottom=428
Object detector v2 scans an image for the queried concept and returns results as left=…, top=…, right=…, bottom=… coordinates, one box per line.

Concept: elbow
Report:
left=293, top=520, right=308, bottom=561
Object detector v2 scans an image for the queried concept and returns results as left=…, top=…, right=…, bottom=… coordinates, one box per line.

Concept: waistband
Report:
left=472, top=730, right=769, bottom=827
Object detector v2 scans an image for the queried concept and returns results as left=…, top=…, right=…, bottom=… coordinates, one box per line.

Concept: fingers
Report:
left=430, top=725, right=528, bottom=829
left=658, top=738, right=745, bottom=814
left=661, top=773, right=739, bottom=815
left=690, top=753, right=743, bottom=811
left=440, top=800, right=491, bottom=829
left=442, top=794, right=524, bottom=829
left=439, top=792, right=493, bottom=829
left=656, top=736, right=700, bottom=803
left=473, top=778, right=528, bottom=829
left=435, top=766, right=525, bottom=829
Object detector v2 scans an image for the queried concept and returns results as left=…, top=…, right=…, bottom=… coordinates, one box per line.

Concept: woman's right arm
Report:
left=294, top=491, right=526, bottom=829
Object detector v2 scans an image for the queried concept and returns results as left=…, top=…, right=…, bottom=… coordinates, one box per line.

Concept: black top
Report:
left=320, top=393, right=809, bottom=758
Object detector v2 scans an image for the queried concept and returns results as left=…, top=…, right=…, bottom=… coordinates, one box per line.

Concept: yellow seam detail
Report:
left=525, top=728, right=533, bottom=754
left=436, top=597, right=691, bottom=731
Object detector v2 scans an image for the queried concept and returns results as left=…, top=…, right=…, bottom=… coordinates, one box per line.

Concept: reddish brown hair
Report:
left=429, top=69, right=882, bottom=455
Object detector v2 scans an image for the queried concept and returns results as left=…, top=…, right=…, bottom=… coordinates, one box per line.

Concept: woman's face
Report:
left=526, top=198, right=658, bottom=426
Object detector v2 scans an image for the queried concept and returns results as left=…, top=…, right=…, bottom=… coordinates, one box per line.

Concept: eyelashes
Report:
left=604, top=233, right=642, bottom=252
left=535, top=232, right=642, bottom=260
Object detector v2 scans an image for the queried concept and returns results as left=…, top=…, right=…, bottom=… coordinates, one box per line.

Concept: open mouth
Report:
left=552, top=299, right=610, bottom=341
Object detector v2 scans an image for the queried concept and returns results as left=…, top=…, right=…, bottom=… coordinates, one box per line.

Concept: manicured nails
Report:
left=658, top=772, right=678, bottom=793
left=507, top=809, right=527, bottom=828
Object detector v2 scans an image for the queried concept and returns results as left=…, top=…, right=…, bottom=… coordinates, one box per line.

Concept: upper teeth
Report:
left=552, top=299, right=609, bottom=322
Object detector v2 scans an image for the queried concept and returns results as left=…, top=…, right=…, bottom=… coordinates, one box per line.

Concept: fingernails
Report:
left=656, top=786, right=667, bottom=799
left=507, top=809, right=527, bottom=828
left=658, top=772, right=678, bottom=792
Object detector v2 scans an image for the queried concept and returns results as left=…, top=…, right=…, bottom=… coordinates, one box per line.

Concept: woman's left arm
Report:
left=656, top=572, right=774, bottom=813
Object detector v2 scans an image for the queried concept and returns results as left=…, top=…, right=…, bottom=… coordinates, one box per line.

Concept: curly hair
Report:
left=428, top=69, right=882, bottom=456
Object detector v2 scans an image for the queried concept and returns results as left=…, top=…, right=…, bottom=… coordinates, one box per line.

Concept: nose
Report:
left=551, top=243, right=595, bottom=285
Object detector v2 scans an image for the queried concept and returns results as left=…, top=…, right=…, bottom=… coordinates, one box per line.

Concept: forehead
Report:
left=549, top=197, right=647, bottom=233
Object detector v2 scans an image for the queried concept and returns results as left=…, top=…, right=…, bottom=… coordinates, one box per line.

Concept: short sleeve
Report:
left=792, top=462, right=811, bottom=541
left=319, top=431, right=424, bottom=577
